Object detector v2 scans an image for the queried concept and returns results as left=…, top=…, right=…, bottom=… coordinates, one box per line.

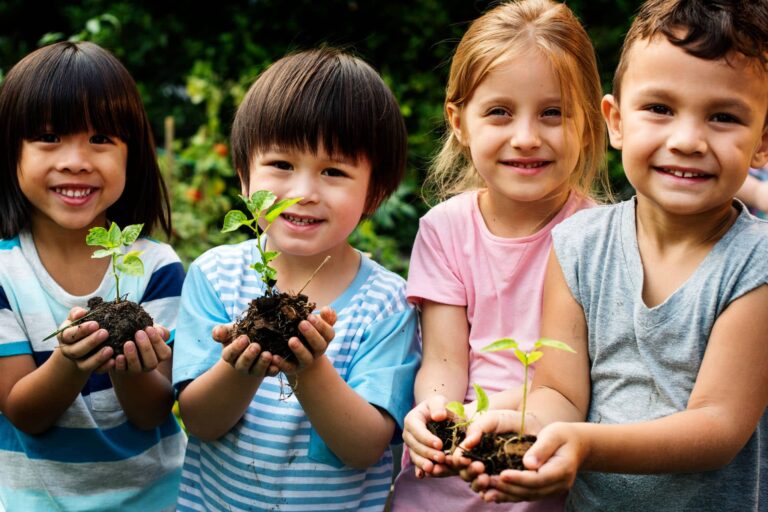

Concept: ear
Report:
left=601, top=94, right=623, bottom=150
left=446, top=103, right=466, bottom=145
left=750, top=124, right=768, bottom=169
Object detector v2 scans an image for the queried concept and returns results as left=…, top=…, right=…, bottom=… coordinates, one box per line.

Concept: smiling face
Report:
left=448, top=49, right=583, bottom=210
left=603, top=36, right=768, bottom=217
left=246, top=146, right=371, bottom=260
left=17, top=130, right=128, bottom=236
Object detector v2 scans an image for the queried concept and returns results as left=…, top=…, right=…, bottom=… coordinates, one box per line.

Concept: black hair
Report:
left=0, top=41, right=171, bottom=238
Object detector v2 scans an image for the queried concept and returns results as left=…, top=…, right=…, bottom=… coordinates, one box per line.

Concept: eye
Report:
left=486, top=107, right=510, bottom=117
left=541, top=107, right=562, bottom=118
left=269, top=160, right=293, bottom=171
left=321, top=167, right=348, bottom=178
left=34, top=133, right=60, bottom=143
left=710, top=112, right=740, bottom=124
left=90, top=134, right=115, bottom=144
left=645, top=104, right=672, bottom=116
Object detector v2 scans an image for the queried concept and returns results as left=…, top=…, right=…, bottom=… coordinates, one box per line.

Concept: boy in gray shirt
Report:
left=455, top=0, right=768, bottom=510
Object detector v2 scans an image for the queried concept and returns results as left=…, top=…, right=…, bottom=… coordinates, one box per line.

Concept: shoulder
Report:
left=133, top=237, right=181, bottom=266
left=420, top=191, right=476, bottom=226
left=347, top=255, right=412, bottom=320
left=190, top=239, right=258, bottom=276
left=724, top=207, right=768, bottom=264
left=553, top=201, right=626, bottom=244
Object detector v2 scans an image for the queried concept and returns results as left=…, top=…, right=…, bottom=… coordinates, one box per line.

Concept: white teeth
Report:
left=54, top=188, right=93, bottom=198
left=284, top=214, right=319, bottom=225
left=661, top=168, right=706, bottom=178
left=511, top=162, right=545, bottom=169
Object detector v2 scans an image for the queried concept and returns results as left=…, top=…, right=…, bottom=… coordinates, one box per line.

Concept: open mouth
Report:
left=282, top=213, right=322, bottom=226
left=502, top=160, right=550, bottom=169
left=52, top=187, right=97, bottom=198
left=655, top=167, right=710, bottom=179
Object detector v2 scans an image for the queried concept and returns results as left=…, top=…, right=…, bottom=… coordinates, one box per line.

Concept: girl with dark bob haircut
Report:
left=0, top=41, right=171, bottom=238
left=0, top=41, right=185, bottom=510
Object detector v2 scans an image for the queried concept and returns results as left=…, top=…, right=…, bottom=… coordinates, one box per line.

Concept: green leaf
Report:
left=91, top=248, right=119, bottom=259
left=536, top=338, right=577, bottom=353
left=221, top=210, right=250, bottom=232
left=473, top=383, right=489, bottom=414
left=445, top=401, right=466, bottom=420
left=264, top=266, right=277, bottom=280
left=265, top=197, right=302, bottom=223
left=117, top=253, right=145, bottom=277
left=250, top=262, right=265, bottom=273
left=86, top=227, right=110, bottom=248
left=121, top=224, right=143, bottom=246
left=514, top=348, right=528, bottom=365
left=246, top=190, right=276, bottom=214
left=107, top=222, right=121, bottom=248
left=528, top=351, right=544, bottom=365
left=482, top=338, right=520, bottom=353
left=262, top=250, right=279, bottom=263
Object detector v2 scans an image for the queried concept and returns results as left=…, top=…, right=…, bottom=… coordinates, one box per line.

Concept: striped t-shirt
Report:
left=0, top=230, right=186, bottom=511
left=173, top=239, right=420, bottom=511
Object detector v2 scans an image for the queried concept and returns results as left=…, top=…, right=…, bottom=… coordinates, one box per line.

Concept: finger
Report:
left=266, top=364, right=280, bottom=377
left=469, top=472, right=491, bottom=492
left=62, top=329, right=108, bottom=360
left=249, top=351, right=272, bottom=377
left=233, top=342, right=263, bottom=373
left=403, top=429, right=445, bottom=463
left=67, top=306, right=89, bottom=321
left=113, top=354, right=127, bottom=372
left=212, top=324, right=235, bottom=344
left=271, top=354, right=299, bottom=375
left=319, top=306, right=337, bottom=326
left=58, top=321, right=99, bottom=346
left=221, top=336, right=249, bottom=366
left=146, top=326, right=172, bottom=363
left=121, top=341, right=143, bottom=372
left=94, top=356, right=115, bottom=374
left=77, top=345, right=114, bottom=373
left=307, top=313, right=335, bottom=344
left=134, top=330, right=159, bottom=370
left=151, top=324, right=171, bottom=341
left=286, top=336, right=314, bottom=368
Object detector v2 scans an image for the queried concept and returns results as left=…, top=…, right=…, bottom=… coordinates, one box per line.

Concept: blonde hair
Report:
left=426, top=0, right=609, bottom=203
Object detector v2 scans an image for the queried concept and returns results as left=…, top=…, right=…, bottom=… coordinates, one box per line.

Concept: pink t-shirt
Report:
left=390, top=190, right=592, bottom=512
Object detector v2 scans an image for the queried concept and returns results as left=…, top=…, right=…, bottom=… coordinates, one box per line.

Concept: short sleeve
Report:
left=0, top=286, right=31, bottom=357
left=172, top=262, right=231, bottom=392
left=552, top=217, right=585, bottom=308
left=407, top=215, right=467, bottom=306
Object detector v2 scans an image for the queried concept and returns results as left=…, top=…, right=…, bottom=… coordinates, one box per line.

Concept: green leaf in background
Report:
left=121, top=224, right=143, bottom=246
left=117, top=252, right=145, bottom=277
left=86, top=227, right=110, bottom=248
left=536, top=338, right=577, bottom=353
left=445, top=401, right=466, bottom=420
left=247, top=190, right=276, bottom=214
left=107, top=222, right=121, bottom=248
left=481, top=338, right=519, bottom=353
left=473, top=383, right=489, bottom=414
left=91, top=248, right=119, bottom=259
left=222, top=210, right=250, bottom=233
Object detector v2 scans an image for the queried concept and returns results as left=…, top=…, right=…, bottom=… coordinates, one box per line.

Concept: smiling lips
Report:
left=282, top=213, right=322, bottom=226
left=51, top=185, right=98, bottom=205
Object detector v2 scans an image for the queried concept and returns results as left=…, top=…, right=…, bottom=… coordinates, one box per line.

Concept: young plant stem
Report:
left=520, top=362, right=529, bottom=437
left=297, top=256, right=331, bottom=295
left=112, top=254, right=121, bottom=303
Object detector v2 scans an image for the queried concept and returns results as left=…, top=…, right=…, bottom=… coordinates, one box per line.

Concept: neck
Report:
left=478, top=186, right=572, bottom=238
left=635, top=197, right=737, bottom=252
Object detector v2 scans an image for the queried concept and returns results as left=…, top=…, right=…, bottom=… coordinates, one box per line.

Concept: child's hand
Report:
left=273, top=306, right=337, bottom=376
left=213, top=324, right=279, bottom=377
left=112, top=325, right=171, bottom=373
left=457, top=414, right=580, bottom=503
left=57, top=306, right=114, bottom=373
left=403, top=395, right=458, bottom=478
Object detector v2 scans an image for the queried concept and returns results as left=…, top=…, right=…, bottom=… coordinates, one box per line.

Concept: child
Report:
left=0, top=42, right=186, bottom=510
left=457, top=0, right=768, bottom=510
left=389, top=0, right=609, bottom=510
left=172, top=48, right=420, bottom=511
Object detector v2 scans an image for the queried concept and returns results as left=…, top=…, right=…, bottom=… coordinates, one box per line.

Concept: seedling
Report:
left=221, top=191, right=302, bottom=294
left=446, top=383, right=489, bottom=429
left=86, top=222, right=145, bottom=301
left=481, top=337, right=575, bottom=436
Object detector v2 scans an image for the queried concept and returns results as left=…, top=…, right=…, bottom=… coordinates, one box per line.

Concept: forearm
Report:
left=292, top=357, right=395, bottom=469
left=526, top=386, right=587, bottom=427
left=178, top=359, right=264, bottom=441
left=414, top=357, right=468, bottom=404
left=111, top=369, right=175, bottom=430
left=3, top=351, right=89, bottom=434
left=574, top=406, right=753, bottom=473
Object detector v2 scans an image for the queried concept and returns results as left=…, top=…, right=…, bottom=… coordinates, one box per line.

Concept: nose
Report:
left=289, top=171, right=321, bottom=205
left=509, top=117, right=541, bottom=151
left=57, top=138, right=94, bottom=173
left=666, top=116, right=707, bottom=155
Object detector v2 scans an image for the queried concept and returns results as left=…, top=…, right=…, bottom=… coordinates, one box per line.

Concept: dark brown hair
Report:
left=231, top=47, right=407, bottom=213
left=0, top=41, right=171, bottom=238
left=613, top=0, right=768, bottom=98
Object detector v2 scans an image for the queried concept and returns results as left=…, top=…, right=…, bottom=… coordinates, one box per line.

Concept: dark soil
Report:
left=86, top=296, right=153, bottom=356
left=229, top=291, right=315, bottom=364
left=463, top=432, right=537, bottom=474
left=427, top=419, right=467, bottom=454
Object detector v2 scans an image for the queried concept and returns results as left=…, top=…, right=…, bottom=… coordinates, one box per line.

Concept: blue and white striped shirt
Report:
left=0, top=230, right=186, bottom=511
left=173, top=239, right=420, bottom=511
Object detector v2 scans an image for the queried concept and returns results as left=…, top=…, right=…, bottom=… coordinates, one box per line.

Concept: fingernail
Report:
left=307, top=315, right=318, bottom=325
left=299, top=321, right=310, bottom=332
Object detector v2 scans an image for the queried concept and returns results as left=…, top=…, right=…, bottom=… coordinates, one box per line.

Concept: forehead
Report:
left=471, top=50, right=562, bottom=104
left=622, top=37, right=768, bottom=113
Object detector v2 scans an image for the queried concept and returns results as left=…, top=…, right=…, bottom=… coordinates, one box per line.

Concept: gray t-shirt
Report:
left=552, top=198, right=768, bottom=512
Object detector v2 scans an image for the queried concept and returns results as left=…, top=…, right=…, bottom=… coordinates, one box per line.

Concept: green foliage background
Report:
left=0, top=0, right=640, bottom=275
